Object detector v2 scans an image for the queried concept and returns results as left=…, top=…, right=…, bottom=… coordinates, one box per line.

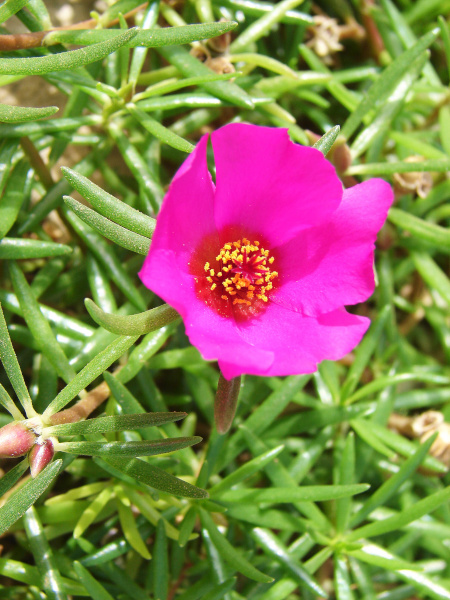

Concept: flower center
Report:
left=203, top=238, right=278, bottom=306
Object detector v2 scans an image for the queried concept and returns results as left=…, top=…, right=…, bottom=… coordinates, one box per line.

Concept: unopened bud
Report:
left=29, top=439, right=54, bottom=478
left=214, top=373, right=241, bottom=435
left=0, top=422, right=36, bottom=458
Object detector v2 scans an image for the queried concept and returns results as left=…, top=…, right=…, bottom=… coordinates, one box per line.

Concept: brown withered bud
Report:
left=307, top=16, right=343, bottom=64
left=205, top=56, right=235, bottom=75
left=190, top=45, right=235, bottom=76
left=207, top=20, right=232, bottom=54
left=423, top=425, right=450, bottom=470
left=29, top=439, right=54, bottom=478
left=412, top=411, right=444, bottom=437
left=0, top=422, right=36, bottom=459
left=190, top=45, right=209, bottom=63
left=389, top=410, right=450, bottom=474
left=393, top=156, right=433, bottom=199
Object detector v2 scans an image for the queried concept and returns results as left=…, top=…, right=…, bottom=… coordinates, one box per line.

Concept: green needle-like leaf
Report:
left=45, top=412, right=187, bottom=436
left=0, top=159, right=32, bottom=239
left=0, top=0, right=30, bottom=24
left=85, top=298, right=180, bottom=335
left=104, top=456, right=208, bottom=498
left=63, top=207, right=147, bottom=311
left=349, top=485, right=450, bottom=541
left=200, top=509, right=274, bottom=584
left=152, top=519, right=168, bottom=597
left=348, top=544, right=421, bottom=572
left=42, top=334, right=139, bottom=418
left=349, top=434, right=437, bottom=528
left=389, top=207, right=450, bottom=253
left=9, top=261, right=76, bottom=383
left=23, top=506, right=68, bottom=600
left=351, top=545, right=450, bottom=600
left=230, top=0, right=306, bottom=53
left=351, top=418, right=395, bottom=458
left=0, top=382, right=24, bottom=420
left=251, top=527, right=327, bottom=597
left=126, top=103, right=194, bottom=153
left=0, top=303, right=35, bottom=416
left=335, top=433, right=355, bottom=535
left=350, top=52, right=428, bottom=159
left=0, top=460, right=62, bottom=536
left=43, top=21, right=238, bottom=48
left=209, top=445, right=285, bottom=495
left=116, top=497, right=152, bottom=559
left=217, top=484, right=369, bottom=504
left=157, top=44, right=255, bottom=109
left=73, top=562, right=115, bottom=600
left=0, top=238, right=73, bottom=259
left=73, top=487, right=115, bottom=539
left=61, top=166, right=155, bottom=238
left=57, top=436, right=202, bottom=456
left=0, top=458, right=28, bottom=498
left=63, top=196, right=151, bottom=255
left=347, top=158, right=450, bottom=176
left=341, top=27, right=440, bottom=139
left=411, top=251, right=450, bottom=305
left=439, top=15, right=450, bottom=82
left=0, top=104, right=58, bottom=123
left=313, top=125, right=340, bottom=155
left=230, top=52, right=299, bottom=78
left=0, top=28, right=138, bottom=75
left=0, top=558, right=87, bottom=595
left=342, top=306, right=390, bottom=398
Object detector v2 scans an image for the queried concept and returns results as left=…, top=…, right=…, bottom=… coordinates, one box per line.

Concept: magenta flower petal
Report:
left=140, top=134, right=216, bottom=282
left=227, top=304, right=370, bottom=378
left=272, top=178, right=394, bottom=316
left=185, top=298, right=274, bottom=374
left=143, top=250, right=273, bottom=370
left=211, top=123, right=343, bottom=246
left=140, top=123, right=392, bottom=379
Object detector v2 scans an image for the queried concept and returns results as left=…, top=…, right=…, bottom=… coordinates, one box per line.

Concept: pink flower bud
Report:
left=29, top=439, right=54, bottom=478
left=0, top=422, right=36, bottom=458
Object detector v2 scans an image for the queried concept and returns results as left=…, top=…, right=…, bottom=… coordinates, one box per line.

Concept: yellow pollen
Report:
left=203, top=238, right=277, bottom=306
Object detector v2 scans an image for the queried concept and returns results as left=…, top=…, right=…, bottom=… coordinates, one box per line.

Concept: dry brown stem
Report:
left=0, top=3, right=147, bottom=51
left=49, top=366, right=123, bottom=424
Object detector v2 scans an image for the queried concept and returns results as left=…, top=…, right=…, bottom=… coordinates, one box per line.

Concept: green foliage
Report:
left=0, top=0, right=449, bottom=598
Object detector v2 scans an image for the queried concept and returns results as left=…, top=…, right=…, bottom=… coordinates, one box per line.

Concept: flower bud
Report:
left=0, top=422, right=36, bottom=458
left=214, top=373, right=241, bottom=435
left=29, top=439, right=54, bottom=478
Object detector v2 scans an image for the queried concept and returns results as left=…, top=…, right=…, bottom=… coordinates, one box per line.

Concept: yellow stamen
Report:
left=203, top=237, right=278, bottom=306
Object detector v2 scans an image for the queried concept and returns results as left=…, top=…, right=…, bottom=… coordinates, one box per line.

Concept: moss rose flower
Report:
left=139, top=123, right=393, bottom=379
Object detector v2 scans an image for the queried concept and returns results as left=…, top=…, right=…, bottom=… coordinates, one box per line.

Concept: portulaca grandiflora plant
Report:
left=1, top=2, right=450, bottom=599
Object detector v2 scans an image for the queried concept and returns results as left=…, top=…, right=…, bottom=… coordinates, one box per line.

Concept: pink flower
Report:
left=139, top=123, right=393, bottom=380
